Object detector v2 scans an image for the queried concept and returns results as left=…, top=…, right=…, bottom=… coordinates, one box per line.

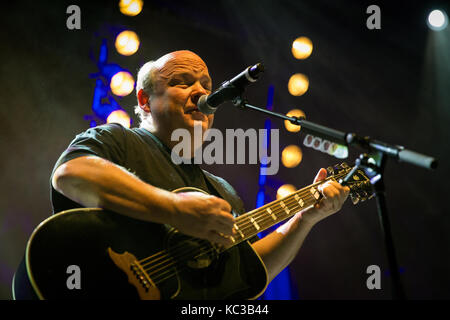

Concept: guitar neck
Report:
left=230, top=177, right=332, bottom=246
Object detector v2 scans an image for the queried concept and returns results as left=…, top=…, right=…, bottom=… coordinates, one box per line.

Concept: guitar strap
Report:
left=201, top=170, right=246, bottom=218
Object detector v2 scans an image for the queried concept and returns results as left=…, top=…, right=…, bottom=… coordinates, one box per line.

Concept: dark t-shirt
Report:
left=49, top=123, right=265, bottom=298
left=50, top=123, right=246, bottom=217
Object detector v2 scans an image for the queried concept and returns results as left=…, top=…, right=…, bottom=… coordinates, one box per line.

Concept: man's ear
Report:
left=137, top=89, right=150, bottom=113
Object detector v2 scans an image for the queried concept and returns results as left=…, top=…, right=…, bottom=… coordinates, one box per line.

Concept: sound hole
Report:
left=166, top=230, right=218, bottom=270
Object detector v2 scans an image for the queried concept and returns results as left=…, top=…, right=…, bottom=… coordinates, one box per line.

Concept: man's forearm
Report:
left=52, top=156, right=177, bottom=224
left=251, top=211, right=315, bottom=283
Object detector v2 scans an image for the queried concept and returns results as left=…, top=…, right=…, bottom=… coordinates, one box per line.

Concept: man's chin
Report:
left=185, top=117, right=209, bottom=130
left=189, top=110, right=207, bottom=121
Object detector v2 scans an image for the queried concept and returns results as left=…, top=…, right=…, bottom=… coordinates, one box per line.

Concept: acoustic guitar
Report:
left=13, top=163, right=372, bottom=299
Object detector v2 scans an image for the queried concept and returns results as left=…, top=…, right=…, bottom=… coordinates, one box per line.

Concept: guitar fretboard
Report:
left=228, top=181, right=326, bottom=247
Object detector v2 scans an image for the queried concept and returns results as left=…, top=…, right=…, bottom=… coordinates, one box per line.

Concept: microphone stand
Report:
left=232, top=96, right=438, bottom=300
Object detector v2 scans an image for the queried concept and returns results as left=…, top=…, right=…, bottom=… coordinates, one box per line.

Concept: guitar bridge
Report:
left=107, top=247, right=161, bottom=300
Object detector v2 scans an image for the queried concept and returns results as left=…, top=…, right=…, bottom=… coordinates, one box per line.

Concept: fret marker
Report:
left=294, top=194, right=304, bottom=207
left=250, top=217, right=260, bottom=231
left=279, top=201, right=290, bottom=215
left=310, top=187, right=320, bottom=200
left=234, top=224, right=244, bottom=238
left=266, top=208, right=277, bottom=220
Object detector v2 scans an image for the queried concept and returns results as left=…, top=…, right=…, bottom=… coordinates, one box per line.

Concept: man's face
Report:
left=148, top=51, right=214, bottom=146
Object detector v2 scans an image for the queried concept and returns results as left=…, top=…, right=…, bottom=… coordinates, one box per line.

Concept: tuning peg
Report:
left=351, top=194, right=360, bottom=205
left=341, top=162, right=350, bottom=168
left=327, top=166, right=335, bottom=175
left=363, top=181, right=374, bottom=193
left=360, top=191, right=368, bottom=202
left=332, top=164, right=342, bottom=174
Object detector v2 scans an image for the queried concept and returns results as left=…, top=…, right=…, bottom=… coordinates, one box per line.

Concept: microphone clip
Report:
left=231, top=95, right=248, bottom=110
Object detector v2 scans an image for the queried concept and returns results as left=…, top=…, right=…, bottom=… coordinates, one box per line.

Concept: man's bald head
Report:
left=135, top=50, right=210, bottom=124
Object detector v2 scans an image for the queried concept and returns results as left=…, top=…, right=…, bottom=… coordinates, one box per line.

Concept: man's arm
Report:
left=52, top=155, right=236, bottom=245
left=251, top=168, right=350, bottom=283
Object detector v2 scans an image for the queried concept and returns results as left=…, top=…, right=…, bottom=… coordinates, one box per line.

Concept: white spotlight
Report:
left=427, top=10, right=448, bottom=31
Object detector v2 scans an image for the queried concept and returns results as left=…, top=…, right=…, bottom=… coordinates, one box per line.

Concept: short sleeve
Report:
left=51, top=123, right=127, bottom=177
left=49, top=123, right=128, bottom=213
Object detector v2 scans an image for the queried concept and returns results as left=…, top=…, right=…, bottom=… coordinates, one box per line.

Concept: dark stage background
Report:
left=1, top=0, right=449, bottom=300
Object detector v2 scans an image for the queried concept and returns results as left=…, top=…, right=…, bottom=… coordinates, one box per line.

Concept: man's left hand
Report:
left=300, top=168, right=350, bottom=226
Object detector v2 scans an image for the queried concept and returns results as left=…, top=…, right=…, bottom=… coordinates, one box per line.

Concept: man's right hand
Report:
left=169, top=191, right=236, bottom=246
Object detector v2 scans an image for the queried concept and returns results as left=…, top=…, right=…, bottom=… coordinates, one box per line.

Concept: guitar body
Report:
left=13, top=163, right=371, bottom=300
left=13, top=189, right=268, bottom=300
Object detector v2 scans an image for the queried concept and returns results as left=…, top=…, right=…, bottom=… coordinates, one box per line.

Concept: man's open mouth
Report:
left=185, top=108, right=200, bottom=114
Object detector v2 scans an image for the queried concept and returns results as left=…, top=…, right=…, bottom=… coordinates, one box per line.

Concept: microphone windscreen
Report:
left=197, top=95, right=216, bottom=115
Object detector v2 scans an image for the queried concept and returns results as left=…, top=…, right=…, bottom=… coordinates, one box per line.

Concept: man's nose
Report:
left=191, top=82, right=208, bottom=105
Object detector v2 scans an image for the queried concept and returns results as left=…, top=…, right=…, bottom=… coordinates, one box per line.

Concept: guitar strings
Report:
left=147, top=194, right=313, bottom=284
left=231, top=172, right=351, bottom=238
left=149, top=192, right=318, bottom=284
left=138, top=172, right=350, bottom=284
left=207, top=174, right=338, bottom=237
left=147, top=193, right=319, bottom=285
left=140, top=236, right=213, bottom=270
left=138, top=173, right=348, bottom=283
left=235, top=192, right=316, bottom=233
left=147, top=240, right=214, bottom=284
left=232, top=174, right=338, bottom=230
left=151, top=247, right=216, bottom=285
left=148, top=248, right=213, bottom=285
left=137, top=174, right=338, bottom=267
left=141, top=190, right=317, bottom=283
left=142, top=191, right=320, bottom=284
left=230, top=172, right=352, bottom=237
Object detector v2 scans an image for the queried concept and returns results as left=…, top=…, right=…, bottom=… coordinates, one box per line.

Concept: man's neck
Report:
left=140, top=123, right=198, bottom=159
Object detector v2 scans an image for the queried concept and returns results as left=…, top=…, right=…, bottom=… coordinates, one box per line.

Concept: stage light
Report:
left=110, top=71, right=135, bottom=96
left=303, top=134, right=348, bottom=159
left=282, top=145, right=303, bottom=168
left=427, top=9, right=448, bottom=31
left=107, top=109, right=131, bottom=128
left=288, top=73, right=309, bottom=96
left=331, top=144, right=348, bottom=159
left=115, top=30, right=140, bottom=56
left=292, top=37, right=313, bottom=59
left=119, top=0, right=143, bottom=16
left=277, top=184, right=297, bottom=200
left=284, top=109, right=305, bottom=132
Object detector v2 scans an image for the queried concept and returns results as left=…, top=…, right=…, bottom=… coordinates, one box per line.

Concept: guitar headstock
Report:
left=327, top=162, right=374, bottom=205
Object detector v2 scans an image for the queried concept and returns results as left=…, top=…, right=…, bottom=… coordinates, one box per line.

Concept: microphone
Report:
left=197, top=63, right=264, bottom=114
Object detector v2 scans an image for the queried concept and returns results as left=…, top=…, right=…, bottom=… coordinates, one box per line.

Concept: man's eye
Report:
left=169, top=79, right=186, bottom=86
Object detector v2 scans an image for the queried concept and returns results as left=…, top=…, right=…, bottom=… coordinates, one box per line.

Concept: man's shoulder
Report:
left=79, top=122, right=128, bottom=136
left=68, top=123, right=126, bottom=143
left=75, top=123, right=149, bottom=145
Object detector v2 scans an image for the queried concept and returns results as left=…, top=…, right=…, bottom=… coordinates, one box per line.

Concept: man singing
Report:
left=50, top=50, right=349, bottom=298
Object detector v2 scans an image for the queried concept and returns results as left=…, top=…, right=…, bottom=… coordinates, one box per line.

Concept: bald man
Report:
left=51, top=50, right=349, bottom=297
